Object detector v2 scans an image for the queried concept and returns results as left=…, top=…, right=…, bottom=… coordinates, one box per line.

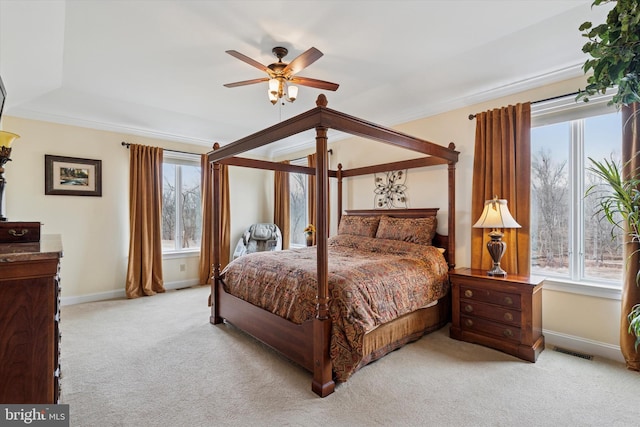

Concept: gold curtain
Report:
left=125, top=144, right=165, bottom=298
left=471, top=103, right=531, bottom=276
left=199, top=155, right=230, bottom=285
left=274, top=161, right=290, bottom=249
left=621, top=102, right=640, bottom=371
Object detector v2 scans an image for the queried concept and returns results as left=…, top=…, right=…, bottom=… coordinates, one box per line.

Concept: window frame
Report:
left=530, top=92, right=622, bottom=301
left=288, top=157, right=310, bottom=249
left=162, top=151, right=202, bottom=256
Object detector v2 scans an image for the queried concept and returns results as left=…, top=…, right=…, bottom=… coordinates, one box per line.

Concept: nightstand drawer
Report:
left=460, top=300, right=521, bottom=326
left=461, top=315, right=521, bottom=342
left=460, top=285, right=521, bottom=309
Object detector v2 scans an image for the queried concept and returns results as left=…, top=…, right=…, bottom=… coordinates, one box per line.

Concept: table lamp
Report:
left=0, top=130, right=20, bottom=221
left=473, top=196, right=521, bottom=277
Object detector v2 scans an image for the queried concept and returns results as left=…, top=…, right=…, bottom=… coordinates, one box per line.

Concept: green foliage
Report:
left=577, top=0, right=640, bottom=107
left=587, top=156, right=640, bottom=350
left=630, top=303, right=640, bottom=350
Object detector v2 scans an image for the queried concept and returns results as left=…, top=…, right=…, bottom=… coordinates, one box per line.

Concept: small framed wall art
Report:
left=45, top=155, right=102, bottom=196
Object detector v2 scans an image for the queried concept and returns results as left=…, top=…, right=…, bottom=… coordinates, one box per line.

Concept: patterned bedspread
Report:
left=220, top=234, right=449, bottom=381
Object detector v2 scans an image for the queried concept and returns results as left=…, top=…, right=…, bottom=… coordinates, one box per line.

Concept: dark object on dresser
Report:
left=0, top=234, right=63, bottom=403
left=0, top=221, right=41, bottom=243
left=449, top=268, right=545, bottom=362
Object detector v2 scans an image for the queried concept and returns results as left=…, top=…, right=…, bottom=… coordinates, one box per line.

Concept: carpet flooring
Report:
left=60, top=285, right=640, bottom=426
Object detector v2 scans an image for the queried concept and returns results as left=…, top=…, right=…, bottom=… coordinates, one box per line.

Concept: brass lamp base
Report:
left=486, top=230, right=507, bottom=277
left=0, top=148, right=11, bottom=222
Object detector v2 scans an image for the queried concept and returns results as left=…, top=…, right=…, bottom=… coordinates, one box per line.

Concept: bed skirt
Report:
left=357, top=292, right=451, bottom=374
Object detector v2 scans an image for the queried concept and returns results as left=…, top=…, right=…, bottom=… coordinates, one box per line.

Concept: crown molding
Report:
left=7, top=63, right=587, bottom=159
left=390, top=63, right=586, bottom=126
left=7, top=108, right=214, bottom=147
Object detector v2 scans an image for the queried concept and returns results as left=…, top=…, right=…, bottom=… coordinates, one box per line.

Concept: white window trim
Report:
left=542, top=278, right=622, bottom=301
left=289, top=157, right=310, bottom=248
left=163, top=151, right=202, bottom=255
left=163, top=250, right=200, bottom=260
left=531, top=91, right=623, bottom=300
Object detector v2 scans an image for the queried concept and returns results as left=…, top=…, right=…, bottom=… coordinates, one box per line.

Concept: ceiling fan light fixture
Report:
left=286, top=84, right=298, bottom=102
left=268, top=89, right=278, bottom=105
left=268, top=78, right=279, bottom=95
left=224, top=46, right=338, bottom=105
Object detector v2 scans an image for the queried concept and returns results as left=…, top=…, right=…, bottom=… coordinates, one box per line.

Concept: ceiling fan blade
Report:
left=223, top=77, right=269, bottom=88
left=226, top=50, right=271, bottom=74
left=290, top=76, right=339, bottom=91
left=283, top=47, right=323, bottom=76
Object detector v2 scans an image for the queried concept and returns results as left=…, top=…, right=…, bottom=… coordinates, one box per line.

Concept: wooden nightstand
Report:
left=449, top=268, right=545, bottom=362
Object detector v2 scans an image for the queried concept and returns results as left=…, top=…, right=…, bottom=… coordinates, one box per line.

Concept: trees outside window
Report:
left=162, top=154, right=201, bottom=252
left=531, top=101, right=622, bottom=284
left=289, top=169, right=308, bottom=247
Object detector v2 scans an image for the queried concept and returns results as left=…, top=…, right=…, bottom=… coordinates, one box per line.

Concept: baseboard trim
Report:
left=163, top=279, right=201, bottom=291
left=57, top=293, right=627, bottom=366
left=543, top=329, right=624, bottom=364
left=60, top=279, right=202, bottom=306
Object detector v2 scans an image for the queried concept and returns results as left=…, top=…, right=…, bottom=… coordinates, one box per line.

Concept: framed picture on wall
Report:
left=45, top=155, right=102, bottom=196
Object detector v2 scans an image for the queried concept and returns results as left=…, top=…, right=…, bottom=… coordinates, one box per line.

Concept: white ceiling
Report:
left=0, top=0, right=609, bottom=157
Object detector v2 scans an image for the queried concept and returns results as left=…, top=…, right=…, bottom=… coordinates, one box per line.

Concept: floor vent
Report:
left=553, top=346, right=594, bottom=360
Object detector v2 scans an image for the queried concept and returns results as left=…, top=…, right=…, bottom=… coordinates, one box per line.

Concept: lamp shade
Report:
left=287, top=85, right=298, bottom=102
left=268, top=78, right=280, bottom=95
left=0, top=131, right=19, bottom=148
left=473, top=198, right=521, bottom=229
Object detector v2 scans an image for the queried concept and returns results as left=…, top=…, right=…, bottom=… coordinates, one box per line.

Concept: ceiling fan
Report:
left=223, top=46, right=339, bottom=104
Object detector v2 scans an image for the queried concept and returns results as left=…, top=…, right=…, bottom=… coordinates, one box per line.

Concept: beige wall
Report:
left=2, top=73, right=624, bottom=360
left=2, top=117, right=269, bottom=303
left=331, top=74, right=623, bottom=359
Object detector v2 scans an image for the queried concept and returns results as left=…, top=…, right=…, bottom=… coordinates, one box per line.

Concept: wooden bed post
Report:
left=205, top=95, right=459, bottom=397
left=447, top=142, right=456, bottom=270
left=312, top=97, right=335, bottom=396
left=337, top=163, right=343, bottom=227
left=210, top=143, right=222, bottom=325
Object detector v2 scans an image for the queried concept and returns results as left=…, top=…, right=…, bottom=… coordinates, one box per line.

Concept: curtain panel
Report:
left=621, top=102, right=640, bottom=371
left=125, top=144, right=165, bottom=298
left=274, top=161, right=290, bottom=249
left=199, top=155, right=230, bottom=285
left=471, top=102, right=531, bottom=276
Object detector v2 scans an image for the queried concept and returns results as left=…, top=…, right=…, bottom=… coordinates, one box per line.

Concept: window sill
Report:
left=542, top=277, right=622, bottom=301
left=163, top=250, right=200, bottom=260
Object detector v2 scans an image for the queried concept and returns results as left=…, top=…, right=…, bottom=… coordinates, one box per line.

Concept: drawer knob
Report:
left=504, top=296, right=513, bottom=305
left=464, top=289, right=473, bottom=298
left=8, top=228, right=29, bottom=237
left=503, top=329, right=513, bottom=337
left=464, top=305, right=473, bottom=313
left=504, top=312, right=513, bottom=322
left=464, top=318, right=474, bottom=327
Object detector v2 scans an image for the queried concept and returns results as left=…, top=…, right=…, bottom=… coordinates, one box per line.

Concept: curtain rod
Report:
left=122, top=141, right=332, bottom=161
left=467, top=91, right=580, bottom=120
left=121, top=141, right=203, bottom=156
left=290, top=149, right=333, bottom=163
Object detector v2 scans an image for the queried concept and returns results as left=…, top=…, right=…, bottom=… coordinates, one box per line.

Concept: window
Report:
left=289, top=158, right=309, bottom=247
left=162, top=152, right=202, bottom=253
left=530, top=94, right=622, bottom=286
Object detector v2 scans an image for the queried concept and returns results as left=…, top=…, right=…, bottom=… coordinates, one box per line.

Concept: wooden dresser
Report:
left=0, top=234, right=63, bottom=403
left=449, top=268, right=545, bottom=362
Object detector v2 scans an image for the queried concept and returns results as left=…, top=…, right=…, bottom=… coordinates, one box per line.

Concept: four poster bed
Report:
left=208, top=95, right=459, bottom=397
